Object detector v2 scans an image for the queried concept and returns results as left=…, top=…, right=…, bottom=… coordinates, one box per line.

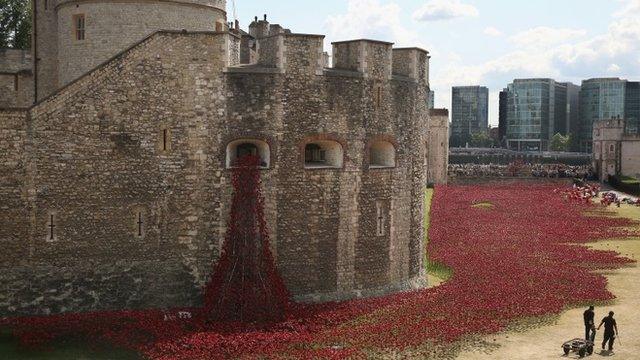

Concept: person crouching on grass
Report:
left=597, top=311, right=619, bottom=351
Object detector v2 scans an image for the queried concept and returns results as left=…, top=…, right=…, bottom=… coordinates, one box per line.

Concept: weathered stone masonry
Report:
left=0, top=9, right=448, bottom=316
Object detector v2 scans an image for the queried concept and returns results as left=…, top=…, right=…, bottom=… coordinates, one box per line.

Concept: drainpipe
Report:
left=32, top=0, right=38, bottom=103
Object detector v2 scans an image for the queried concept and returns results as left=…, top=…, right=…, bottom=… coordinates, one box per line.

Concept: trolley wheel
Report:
left=578, top=348, right=586, bottom=358
left=587, top=345, right=594, bottom=355
left=563, top=346, right=570, bottom=355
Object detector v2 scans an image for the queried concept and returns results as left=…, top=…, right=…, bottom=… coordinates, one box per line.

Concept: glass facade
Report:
left=504, top=79, right=569, bottom=151
left=564, top=82, right=581, bottom=151
left=625, top=82, right=640, bottom=135
left=427, top=90, right=435, bottom=109
left=450, top=86, right=489, bottom=147
left=579, top=78, right=626, bottom=151
left=498, top=89, right=508, bottom=142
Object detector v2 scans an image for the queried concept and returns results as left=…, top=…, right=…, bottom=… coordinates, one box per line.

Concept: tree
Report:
left=549, top=133, right=571, bottom=152
left=469, top=131, right=493, bottom=148
left=0, top=0, right=31, bottom=49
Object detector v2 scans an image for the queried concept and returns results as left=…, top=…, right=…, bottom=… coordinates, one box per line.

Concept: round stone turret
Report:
left=40, top=0, right=227, bottom=91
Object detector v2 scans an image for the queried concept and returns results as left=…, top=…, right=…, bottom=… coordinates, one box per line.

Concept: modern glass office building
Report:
left=427, top=90, right=435, bottom=109
left=450, top=86, right=489, bottom=147
left=498, top=89, right=508, bottom=143
left=503, top=79, right=570, bottom=151
left=625, top=81, right=640, bottom=135
left=579, top=78, right=626, bottom=152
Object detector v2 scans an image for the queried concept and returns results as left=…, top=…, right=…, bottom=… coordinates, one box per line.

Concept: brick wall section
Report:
left=0, top=49, right=32, bottom=72
left=0, top=109, right=30, bottom=264
left=0, top=29, right=439, bottom=315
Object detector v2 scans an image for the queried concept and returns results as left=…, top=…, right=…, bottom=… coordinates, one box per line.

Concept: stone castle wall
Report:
left=0, top=48, right=31, bottom=72
left=34, top=0, right=227, bottom=100
left=0, top=49, right=34, bottom=107
left=225, top=34, right=430, bottom=301
left=0, top=28, right=440, bottom=315
left=0, top=31, right=234, bottom=315
left=427, top=109, right=449, bottom=184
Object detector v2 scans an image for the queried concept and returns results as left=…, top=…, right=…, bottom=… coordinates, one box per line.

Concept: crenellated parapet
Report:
left=332, top=39, right=393, bottom=80
left=0, top=12, right=445, bottom=315
left=242, top=32, right=431, bottom=86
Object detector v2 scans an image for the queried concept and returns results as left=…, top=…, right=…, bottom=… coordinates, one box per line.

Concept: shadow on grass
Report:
left=0, top=329, right=141, bottom=360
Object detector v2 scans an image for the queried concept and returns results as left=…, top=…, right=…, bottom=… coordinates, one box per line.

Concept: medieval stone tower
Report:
left=33, top=0, right=227, bottom=100
left=0, top=2, right=450, bottom=316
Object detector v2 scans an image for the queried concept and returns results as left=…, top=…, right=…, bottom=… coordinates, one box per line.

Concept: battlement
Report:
left=392, top=48, right=429, bottom=86
left=332, top=40, right=393, bottom=80
left=594, top=118, right=625, bottom=129
left=234, top=15, right=430, bottom=83
left=430, top=108, right=449, bottom=117
left=0, top=48, right=32, bottom=73
left=236, top=34, right=430, bottom=83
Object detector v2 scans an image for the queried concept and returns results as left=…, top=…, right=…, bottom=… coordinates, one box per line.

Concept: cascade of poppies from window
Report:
left=203, top=155, right=290, bottom=323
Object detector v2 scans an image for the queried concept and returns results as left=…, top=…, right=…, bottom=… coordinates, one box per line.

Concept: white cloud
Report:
left=608, top=64, right=621, bottom=73
left=509, top=27, right=587, bottom=48
left=413, top=0, right=479, bottom=22
left=430, top=1, right=640, bottom=124
left=325, top=0, right=423, bottom=47
left=613, top=0, right=640, bottom=17
left=483, top=27, right=502, bottom=37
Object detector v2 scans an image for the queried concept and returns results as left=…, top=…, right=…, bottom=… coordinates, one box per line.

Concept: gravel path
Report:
left=456, top=205, right=640, bottom=360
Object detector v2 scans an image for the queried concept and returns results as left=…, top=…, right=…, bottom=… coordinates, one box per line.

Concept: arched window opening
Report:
left=369, top=140, right=396, bottom=168
left=304, top=141, right=343, bottom=169
left=237, top=143, right=258, bottom=158
left=226, top=139, right=270, bottom=169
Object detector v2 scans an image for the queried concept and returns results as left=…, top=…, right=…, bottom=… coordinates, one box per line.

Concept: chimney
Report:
left=264, top=14, right=267, bottom=21
left=235, top=20, right=240, bottom=32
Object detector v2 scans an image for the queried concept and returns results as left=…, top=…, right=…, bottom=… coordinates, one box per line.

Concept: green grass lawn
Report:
left=424, top=188, right=453, bottom=285
left=0, top=330, right=140, bottom=359
left=620, top=175, right=640, bottom=185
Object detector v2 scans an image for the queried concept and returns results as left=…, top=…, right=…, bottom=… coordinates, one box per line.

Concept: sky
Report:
left=231, top=0, right=640, bottom=126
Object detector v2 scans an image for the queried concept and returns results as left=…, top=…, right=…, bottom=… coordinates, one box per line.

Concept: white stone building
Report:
left=593, top=118, right=640, bottom=182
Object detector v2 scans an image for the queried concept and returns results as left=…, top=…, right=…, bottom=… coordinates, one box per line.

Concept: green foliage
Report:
left=469, top=131, right=493, bottom=148
left=620, top=176, right=640, bottom=185
left=549, top=133, right=571, bottom=152
left=0, top=0, right=31, bottom=49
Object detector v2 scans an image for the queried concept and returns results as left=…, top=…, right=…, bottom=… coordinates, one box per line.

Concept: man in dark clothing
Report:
left=583, top=306, right=595, bottom=340
left=597, top=311, right=619, bottom=351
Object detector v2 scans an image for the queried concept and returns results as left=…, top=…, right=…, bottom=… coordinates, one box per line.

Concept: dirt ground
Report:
left=456, top=204, right=640, bottom=360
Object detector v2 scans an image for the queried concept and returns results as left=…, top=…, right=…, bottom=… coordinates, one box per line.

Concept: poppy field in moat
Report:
left=2, top=182, right=638, bottom=359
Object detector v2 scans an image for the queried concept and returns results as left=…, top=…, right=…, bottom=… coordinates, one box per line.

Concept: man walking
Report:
left=583, top=306, right=595, bottom=340
left=597, top=311, right=619, bottom=351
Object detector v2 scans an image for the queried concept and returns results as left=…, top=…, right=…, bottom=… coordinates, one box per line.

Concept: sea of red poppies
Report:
left=2, top=183, right=638, bottom=359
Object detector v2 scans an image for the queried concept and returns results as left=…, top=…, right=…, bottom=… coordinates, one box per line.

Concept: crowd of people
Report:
left=529, top=164, right=594, bottom=179
left=449, top=163, right=594, bottom=179
left=600, top=191, right=640, bottom=207
left=555, top=183, right=640, bottom=207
